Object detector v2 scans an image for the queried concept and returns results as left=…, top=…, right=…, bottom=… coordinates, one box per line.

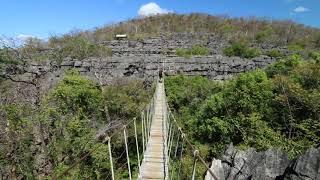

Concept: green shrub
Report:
left=224, top=42, right=261, bottom=58
left=176, top=48, right=191, bottom=58
left=314, top=33, right=320, bottom=48
left=265, top=54, right=302, bottom=77
left=51, top=69, right=103, bottom=115
left=288, top=41, right=306, bottom=51
left=190, top=45, right=209, bottom=55
left=265, top=49, right=284, bottom=58
left=50, top=36, right=112, bottom=60
left=103, top=80, right=151, bottom=119
left=176, top=45, right=209, bottom=57
left=255, top=26, right=273, bottom=43
left=309, top=51, right=320, bottom=63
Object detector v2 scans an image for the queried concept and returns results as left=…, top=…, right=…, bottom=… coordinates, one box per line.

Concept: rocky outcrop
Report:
left=283, top=148, right=320, bottom=180
left=101, top=33, right=227, bottom=56
left=28, top=55, right=276, bottom=86
left=205, top=144, right=320, bottom=180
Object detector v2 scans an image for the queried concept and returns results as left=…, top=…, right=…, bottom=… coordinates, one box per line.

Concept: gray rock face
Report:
left=284, top=148, right=320, bottom=180
left=101, top=33, right=227, bottom=56
left=28, top=55, right=276, bottom=86
left=205, top=158, right=226, bottom=180
left=206, top=144, right=320, bottom=180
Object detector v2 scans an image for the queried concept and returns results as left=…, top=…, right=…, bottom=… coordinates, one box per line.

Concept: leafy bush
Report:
left=50, top=36, right=112, bottom=60
left=103, top=80, right=151, bottom=119
left=190, top=45, right=210, bottom=55
left=224, top=42, right=261, bottom=58
left=265, top=49, right=284, bottom=58
left=288, top=41, right=306, bottom=51
left=176, top=48, right=191, bottom=58
left=314, top=33, right=320, bottom=48
left=255, top=26, right=273, bottom=43
left=176, top=45, right=209, bottom=57
left=309, top=51, right=320, bottom=63
left=51, top=69, right=103, bottom=115
left=265, top=54, right=302, bottom=77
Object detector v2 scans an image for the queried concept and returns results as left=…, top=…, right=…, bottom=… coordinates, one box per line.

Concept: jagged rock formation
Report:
left=205, top=144, right=320, bottom=180
left=101, top=33, right=227, bottom=56
left=28, top=55, right=276, bottom=86
left=283, top=148, right=320, bottom=180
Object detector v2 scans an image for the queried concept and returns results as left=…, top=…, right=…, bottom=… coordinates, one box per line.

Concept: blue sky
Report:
left=0, top=0, right=319, bottom=40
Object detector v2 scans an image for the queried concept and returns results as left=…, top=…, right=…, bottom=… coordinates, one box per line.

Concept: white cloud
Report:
left=138, top=2, right=172, bottom=17
left=293, top=6, right=310, bottom=13
left=16, top=34, right=36, bottom=41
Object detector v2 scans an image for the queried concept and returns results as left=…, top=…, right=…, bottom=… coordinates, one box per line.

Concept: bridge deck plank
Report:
left=139, top=82, right=168, bottom=180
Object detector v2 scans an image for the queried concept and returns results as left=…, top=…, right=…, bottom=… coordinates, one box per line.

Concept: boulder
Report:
left=209, top=144, right=291, bottom=180
left=205, top=158, right=225, bottom=180
left=284, top=147, right=320, bottom=180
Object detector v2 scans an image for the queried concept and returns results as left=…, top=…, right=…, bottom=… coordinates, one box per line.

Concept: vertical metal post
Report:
left=149, top=104, right=152, bottom=136
left=146, top=106, right=150, bottom=140
left=134, top=119, right=140, bottom=172
left=174, top=132, right=180, bottom=158
left=123, top=127, right=132, bottom=180
left=107, top=137, right=115, bottom=180
left=141, top=112, right=145, bottom=153
left=168, top=127, right=175, bottom=158
left=177, top=138, right=185, bottom=180
left=143, top=112, right=147, bottom=143
left=191, top=150, right=199, bottom=180
left=167, top=122, right=172, bottom=149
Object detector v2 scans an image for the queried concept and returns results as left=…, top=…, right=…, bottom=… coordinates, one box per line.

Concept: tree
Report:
left=0, top=38, right=54, bottom=178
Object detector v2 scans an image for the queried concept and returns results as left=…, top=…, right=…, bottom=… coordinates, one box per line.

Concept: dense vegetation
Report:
left=165, top=53, right=320, bottom=161
left=0, top=70, right=152, bottom=179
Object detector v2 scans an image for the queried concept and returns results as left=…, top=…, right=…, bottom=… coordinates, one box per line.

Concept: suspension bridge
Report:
left=53, top=78, right=219, bottom=180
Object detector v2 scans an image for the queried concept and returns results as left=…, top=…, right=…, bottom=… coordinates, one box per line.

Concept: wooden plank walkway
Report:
left=139, top=82, right=168, bottom=179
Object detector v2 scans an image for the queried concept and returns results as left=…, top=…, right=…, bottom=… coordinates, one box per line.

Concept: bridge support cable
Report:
left=177, top=137, right=185, bottom=180
left=141, top=112, right=146, bottom=156
left=146, top=107, right=150, bottom=142
left=107, top=136, right=115, bottom=180
left=134, top=118, right=141, bottom=173
left=174, top=130, right=181, bottom=158
left=191, top=150, right=199, bottom=180
left=168, top=126, right=175, bottom=160
left=123, top=126, right=132, bottom=180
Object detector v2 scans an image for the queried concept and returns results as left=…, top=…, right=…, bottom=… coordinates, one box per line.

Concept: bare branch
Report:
left=3, top=75, right=36, bottom=86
